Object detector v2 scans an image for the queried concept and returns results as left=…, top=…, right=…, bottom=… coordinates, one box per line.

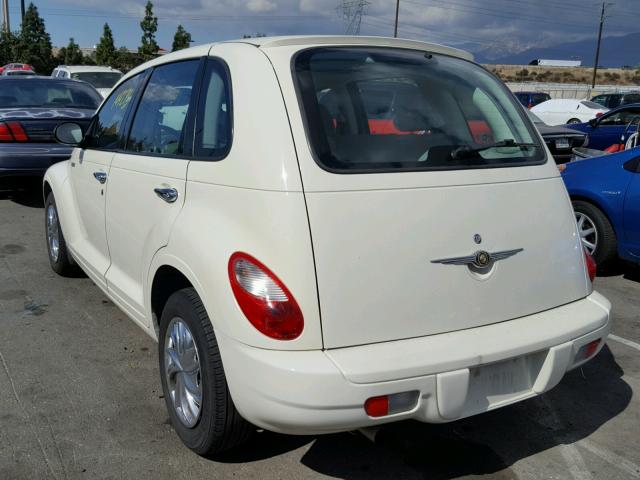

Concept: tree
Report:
left=96, top=23, right=117, bottom=66
left=58, top=37, right=83, bottom=64
left=138, top=1, right=158, bottom=60
left=171, top=24, right=191, bottom=52
left=0, top=30, right=18, bottom=65
left=14, top=3, right=54, bottom=74
left=113, top=46, right=144, bottom=72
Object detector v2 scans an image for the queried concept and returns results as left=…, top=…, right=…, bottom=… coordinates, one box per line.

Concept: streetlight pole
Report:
left=393, top=0, right=400, bottom=38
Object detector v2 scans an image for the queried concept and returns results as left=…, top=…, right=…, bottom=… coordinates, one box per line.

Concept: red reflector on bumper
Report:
left=364, top=395, right=389, bottom=417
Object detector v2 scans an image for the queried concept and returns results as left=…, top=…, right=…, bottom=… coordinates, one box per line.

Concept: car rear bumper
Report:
left=0, top=144, right=73, bottom=176
left=218, top=291, right=610, bottom=435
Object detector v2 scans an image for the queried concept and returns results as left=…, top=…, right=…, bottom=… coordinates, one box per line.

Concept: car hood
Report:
left=0, top=107, right=95, bottom=120
left=536, top=123, right=586, bottom=136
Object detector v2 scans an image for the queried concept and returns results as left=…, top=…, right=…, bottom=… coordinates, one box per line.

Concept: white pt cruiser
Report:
left=45, top=36, right=611, bottom=455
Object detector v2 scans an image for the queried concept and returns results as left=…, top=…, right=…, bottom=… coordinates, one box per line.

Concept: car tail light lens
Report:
left=0, top=121, right=28, bottom=142
left=364, top=391, right=419, bottom=418
left=228, top=252, right=303, bottom=340
left=0, top=123, right=12, bottom=141
left=596, top=112, right=604, bottom=118
left=7, top=122, right=28, bottom=141
left=584, top=248, right=597, bottom=283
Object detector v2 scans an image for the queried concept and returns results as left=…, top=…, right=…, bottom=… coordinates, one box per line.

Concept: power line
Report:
left=402, top=0, right=601, bottom=30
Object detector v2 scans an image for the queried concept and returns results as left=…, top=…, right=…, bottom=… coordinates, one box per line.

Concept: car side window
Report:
left=194, top=59, right=232, bottom=159
left=85, top=74, right=143, bottom=150
left=126, top=60, right=199, bottom=156
left=600, top=109, right=640, bottom=126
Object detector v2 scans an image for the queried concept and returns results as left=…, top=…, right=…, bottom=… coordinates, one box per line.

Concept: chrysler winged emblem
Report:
left=431, top=248, right=524, bottom=268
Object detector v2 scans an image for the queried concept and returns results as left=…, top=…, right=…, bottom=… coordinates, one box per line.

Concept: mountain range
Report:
left=460, top=32, right=640, bottom=67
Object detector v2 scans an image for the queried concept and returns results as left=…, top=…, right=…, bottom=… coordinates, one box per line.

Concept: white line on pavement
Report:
left=608, top=334, right=640, bottom=352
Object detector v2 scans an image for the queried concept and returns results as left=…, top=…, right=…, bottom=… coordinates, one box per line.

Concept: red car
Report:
left=0, top=63, right=34, bottom=75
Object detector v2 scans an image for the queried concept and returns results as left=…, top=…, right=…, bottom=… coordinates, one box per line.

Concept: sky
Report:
left=4, top=0, right=640, bottom=55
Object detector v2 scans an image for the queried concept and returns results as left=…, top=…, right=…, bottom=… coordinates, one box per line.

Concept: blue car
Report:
left=562, top=147, right=640, bottom=267
left=569, top=103, right=640, bottom=150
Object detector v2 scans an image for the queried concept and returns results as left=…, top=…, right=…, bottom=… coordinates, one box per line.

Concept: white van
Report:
left=46, top=36, right=610, bottom=455
left=51, top=65, right=123, bottom=98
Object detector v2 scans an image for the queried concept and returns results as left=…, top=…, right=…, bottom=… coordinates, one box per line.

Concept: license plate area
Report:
left=464, top=351, right=547, bottom=412
left=555, top=138, right=571, bottom=149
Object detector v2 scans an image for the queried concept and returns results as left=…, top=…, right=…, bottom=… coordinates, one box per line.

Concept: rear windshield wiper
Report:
left=451, top=139, right=539, bottom=160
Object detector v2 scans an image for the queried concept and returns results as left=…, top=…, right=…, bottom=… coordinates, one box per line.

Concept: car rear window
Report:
left=0, top=79, right=101, bottom=109
left=294, top=47, right=544, bottom=173
left=532, top=93, right=550, bottom=105
left=71, top=72, right=123, bottom=89
left=581, top=101, right=604, bottom=109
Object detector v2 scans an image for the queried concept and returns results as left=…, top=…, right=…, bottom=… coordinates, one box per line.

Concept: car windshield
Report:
left=70, top=72, right=123, bottom=89
left=581, top=101, right=604, bottom=109
left=0, top=79, right=102, bottom=109
left=5, top=70, right=34, bottom=76
left=294, top=47, right=544, bottom=172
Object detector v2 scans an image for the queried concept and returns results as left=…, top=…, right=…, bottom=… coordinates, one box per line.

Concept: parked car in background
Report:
left=0, top=76, right=101, bottom=176
left=0, top=63, right=34, bottom=75
left=51, top=65, right=123, bottom=98
left=45, top=36, right=609, bottom=456
left=527, top=109, right=586, bottom=163
left=567, top=103, right=640, bottom=151
left=562, top=147, right=640, bottom=267
left=531, top=99, right=608, bottom=125
left=1, top=69, right=36, bottom=76
left=515, top=91, right=551, bottom=109
left=590, top=92, right=640, bottom=109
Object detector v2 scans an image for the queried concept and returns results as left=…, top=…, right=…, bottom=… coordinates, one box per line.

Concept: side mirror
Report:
left=588, top=118, right=598, bottom=128
left=54, top=122, right=84, bottom=146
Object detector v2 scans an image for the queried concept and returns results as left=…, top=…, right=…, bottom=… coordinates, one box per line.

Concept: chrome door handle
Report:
left=93, top=171, right=107, bottom=184
left=154, top=187, right=179, bottom=203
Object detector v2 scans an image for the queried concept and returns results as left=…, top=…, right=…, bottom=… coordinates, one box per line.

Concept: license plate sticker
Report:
left=555, top=138, right=571, bottom=149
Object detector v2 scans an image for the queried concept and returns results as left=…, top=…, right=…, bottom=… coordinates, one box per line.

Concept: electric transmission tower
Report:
left=338, top=0, right=370, bottom=35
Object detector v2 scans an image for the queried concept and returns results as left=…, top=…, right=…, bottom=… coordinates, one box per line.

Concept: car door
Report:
left=67, top=73, right=144, bottom=286
left=623, top=156, right=640, bottom=258
left=104, top=58, right=202, bottom=322
left=591, top=107, right=640, bottom=149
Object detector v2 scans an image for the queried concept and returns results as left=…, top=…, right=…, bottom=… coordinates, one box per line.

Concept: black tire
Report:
left=567, top=118, right=581, bottom=124
left=44, top=192, right=80, bottom=276
left=572, top=200, right=617, bottom=269
left=158, top=288, right=253, bottom=456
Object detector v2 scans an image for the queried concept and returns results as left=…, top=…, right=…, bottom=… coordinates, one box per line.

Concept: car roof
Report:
left=55, top=65, right=122, bottom=73
left=606, top=102, right=640, bottom=112
left=123, top=35, right=474, bottom=81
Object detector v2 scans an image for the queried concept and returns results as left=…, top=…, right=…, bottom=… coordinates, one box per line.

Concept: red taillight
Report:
left=584, top=248, right=597, bottom=282
left=596, top=112, right=604, bottom=118
left=528, top=103, right=533, bottom=109
left=0, top=123, right=12, bottom=141
left=228, top=252, right=303, bottom=340
left=7, top=122, right=28, bottom=141
left=0, top=121, right=28, bottom=142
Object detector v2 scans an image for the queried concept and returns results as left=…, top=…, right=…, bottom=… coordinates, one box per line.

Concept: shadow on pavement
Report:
left=214, top=346, right=630, bottom=479
left=0, top=177, right=44, bottom=208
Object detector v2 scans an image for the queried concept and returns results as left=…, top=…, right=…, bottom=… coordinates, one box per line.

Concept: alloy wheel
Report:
left=164, top=317, right=203, bottom=428
left=46, top=204, right=60, bottom=262
left=576, top=211, right=598, bottom=255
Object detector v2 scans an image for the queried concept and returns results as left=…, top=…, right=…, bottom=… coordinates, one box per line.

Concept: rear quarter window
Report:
left=294, top=47, right=545, bottom=173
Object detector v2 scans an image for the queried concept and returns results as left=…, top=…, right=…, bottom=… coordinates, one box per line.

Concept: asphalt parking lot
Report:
left=0, top=178, right=639, bottom=480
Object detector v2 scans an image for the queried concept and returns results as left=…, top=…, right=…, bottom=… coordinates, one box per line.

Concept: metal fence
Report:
left=506, top=82, right=640, bottom=100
